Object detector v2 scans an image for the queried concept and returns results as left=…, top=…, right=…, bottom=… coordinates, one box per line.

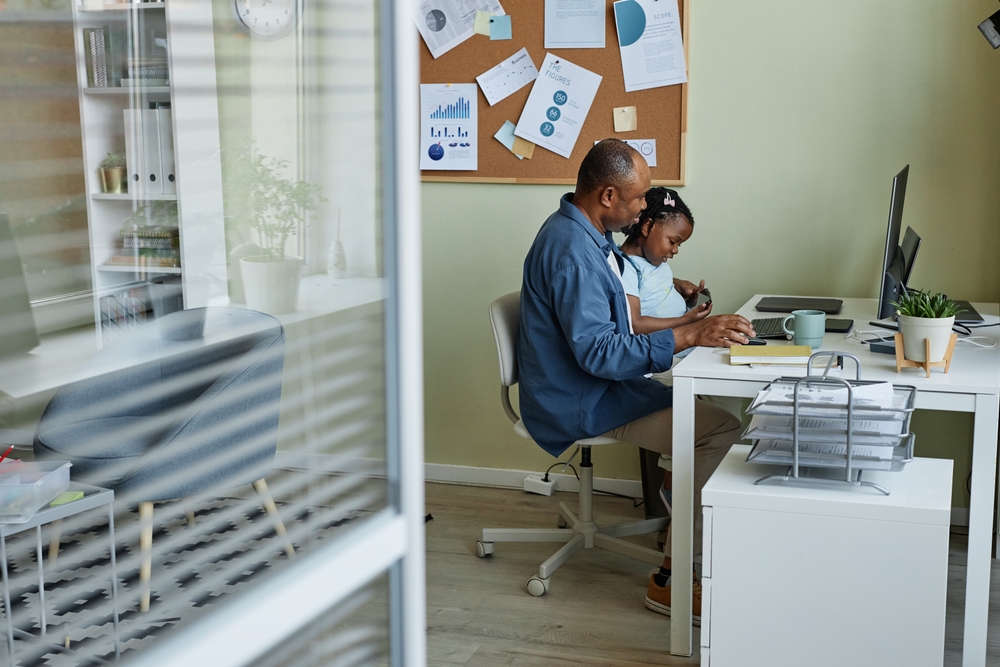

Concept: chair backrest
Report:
left=489, top=291, right=520, bottom=388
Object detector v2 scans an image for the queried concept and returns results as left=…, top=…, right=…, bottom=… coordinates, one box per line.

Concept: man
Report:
left=518, top=139, right=755, bottom=623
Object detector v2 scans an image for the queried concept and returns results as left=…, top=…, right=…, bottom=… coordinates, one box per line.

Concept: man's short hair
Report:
left=576, top=139, right=641, bottom=194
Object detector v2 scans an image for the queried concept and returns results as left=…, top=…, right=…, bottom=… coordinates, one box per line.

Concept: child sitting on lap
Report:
left=619, top=186, right=709, bottom=516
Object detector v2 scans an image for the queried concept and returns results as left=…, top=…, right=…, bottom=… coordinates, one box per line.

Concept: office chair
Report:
left=34, top=307, right=294, bottom=611
left=476, top=291, right=670, bottom=596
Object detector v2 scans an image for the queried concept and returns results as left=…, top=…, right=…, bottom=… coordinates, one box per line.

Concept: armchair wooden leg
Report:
left=252, top=479, right=295, bottom=558
left=48, top=519, right=63, bottom=565
left=139, top=501, right=153, bottom=612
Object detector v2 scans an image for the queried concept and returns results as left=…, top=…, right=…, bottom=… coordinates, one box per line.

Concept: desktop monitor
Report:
left=877, top=165, right=909, bottom=319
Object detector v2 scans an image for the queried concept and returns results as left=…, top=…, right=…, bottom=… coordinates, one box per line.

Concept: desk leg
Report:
left=1, top=535, right=14, bottom=664
left=670, top=376, right=695, bottom=657
left=963, top=394, right=999, bottom=667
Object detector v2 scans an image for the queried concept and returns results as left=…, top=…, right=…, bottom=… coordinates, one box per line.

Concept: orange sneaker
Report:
left=644, top=574, right=701, bottom=626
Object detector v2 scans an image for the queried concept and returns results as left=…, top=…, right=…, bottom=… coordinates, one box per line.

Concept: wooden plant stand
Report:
left=894, top=333, right=957, bottom=378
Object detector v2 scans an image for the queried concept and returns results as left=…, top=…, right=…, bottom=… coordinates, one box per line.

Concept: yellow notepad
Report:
left=729, top=345, right=813, bottom=365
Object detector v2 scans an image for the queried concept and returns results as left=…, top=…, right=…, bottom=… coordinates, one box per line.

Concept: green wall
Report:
left=422, top=0, right=1000, bottom=504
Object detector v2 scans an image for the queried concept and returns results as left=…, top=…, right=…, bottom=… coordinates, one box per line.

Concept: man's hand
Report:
left=673, top=314, right=756, bottom=352
left=674, top=278, right=704, bottom=301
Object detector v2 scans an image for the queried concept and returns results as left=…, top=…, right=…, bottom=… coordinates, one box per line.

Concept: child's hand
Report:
left=674, top=278, right=705, bottom=300
left=683, top=301, right=713, bottom=323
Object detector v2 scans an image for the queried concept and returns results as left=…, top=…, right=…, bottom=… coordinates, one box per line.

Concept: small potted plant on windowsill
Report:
left=99, top=152, right=127, bottom=194
left=235, top=143, right=326, bottom=315
left=891, top=290, right=961, bottom=363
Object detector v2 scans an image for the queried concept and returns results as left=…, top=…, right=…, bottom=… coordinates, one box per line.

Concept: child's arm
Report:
left=627, top=295, right=713, bottom=335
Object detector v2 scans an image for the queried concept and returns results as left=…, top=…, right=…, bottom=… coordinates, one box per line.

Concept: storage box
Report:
left=0, top=462, right=72, bottom=523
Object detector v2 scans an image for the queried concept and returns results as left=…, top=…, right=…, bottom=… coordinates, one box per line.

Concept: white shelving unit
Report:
left=71, top=0, right=227, bottom=346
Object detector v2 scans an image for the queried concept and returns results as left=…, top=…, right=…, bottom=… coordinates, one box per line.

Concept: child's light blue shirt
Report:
left=621, top=252, right=693, bottom=360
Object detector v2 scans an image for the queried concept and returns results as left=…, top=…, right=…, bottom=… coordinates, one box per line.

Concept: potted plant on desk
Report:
left=236, top=144, right=326, bottom=315
left=892, top=290, right=961, bottom=363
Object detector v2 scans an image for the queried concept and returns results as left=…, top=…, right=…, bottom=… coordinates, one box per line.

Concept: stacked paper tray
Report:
left=743, top=377, right=917, bottom=474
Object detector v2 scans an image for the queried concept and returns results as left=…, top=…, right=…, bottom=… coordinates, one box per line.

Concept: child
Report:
left=619, top=186, right=710, bottom=337
left=619, top=186, right=709, bottom=516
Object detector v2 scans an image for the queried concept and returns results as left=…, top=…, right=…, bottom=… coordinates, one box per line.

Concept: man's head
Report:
left=574, top=139, right=650, bottom=234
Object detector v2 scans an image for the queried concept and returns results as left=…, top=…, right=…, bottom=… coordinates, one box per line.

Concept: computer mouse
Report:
left=745, top=338, right=767, bottom=346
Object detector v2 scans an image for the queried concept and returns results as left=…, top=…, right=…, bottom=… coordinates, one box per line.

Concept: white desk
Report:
left=669, top=296, right=1000, bottom=666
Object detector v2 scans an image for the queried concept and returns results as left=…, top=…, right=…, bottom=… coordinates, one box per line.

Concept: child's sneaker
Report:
left=644, top=573, right=701, bottom=626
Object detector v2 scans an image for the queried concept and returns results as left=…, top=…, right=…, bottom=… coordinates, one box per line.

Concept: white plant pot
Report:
left=240, top=255, right=302, bottom=315
left=898, top=314, right=955, bottom=363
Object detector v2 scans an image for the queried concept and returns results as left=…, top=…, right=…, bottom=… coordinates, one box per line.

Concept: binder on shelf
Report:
left=141, top=109, right=162, bottom=195
left=157, top=109, right=176, bottom=194
left=123, top=109, right=143, bottom=193
left=103, top=25, right=129, bottom=87
left=84, top=28, right=107, bottom=87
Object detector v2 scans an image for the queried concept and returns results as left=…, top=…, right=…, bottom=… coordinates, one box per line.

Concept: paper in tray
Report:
left=745, top=435, right=914, bottom=473
left=742, top=413, right=907, bottom=447
left=747, top=378, right=916, bottom=422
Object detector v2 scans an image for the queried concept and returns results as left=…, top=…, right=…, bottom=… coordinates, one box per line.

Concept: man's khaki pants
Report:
left=604, top=399, right=740, bottom=565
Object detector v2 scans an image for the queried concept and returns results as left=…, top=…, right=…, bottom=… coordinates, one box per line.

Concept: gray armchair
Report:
left=34, top=306, right=292, bottom=611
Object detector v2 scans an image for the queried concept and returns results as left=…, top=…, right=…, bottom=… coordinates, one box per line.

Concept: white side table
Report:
left=0, top=483, right=119, bottom=664
left=700, top=445, right=952, bottom=667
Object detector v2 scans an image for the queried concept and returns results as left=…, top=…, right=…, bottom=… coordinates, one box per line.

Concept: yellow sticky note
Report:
left=474, top=11, right=493, bottom=36
left=512, top=136, right=535, bottom=159
left=613, top=106, right=638, bottom=132
left=50, top=491, right=84, bottom=507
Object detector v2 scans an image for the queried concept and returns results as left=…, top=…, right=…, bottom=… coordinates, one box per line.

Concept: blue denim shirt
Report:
left=518, top=194, right=676, bottom=456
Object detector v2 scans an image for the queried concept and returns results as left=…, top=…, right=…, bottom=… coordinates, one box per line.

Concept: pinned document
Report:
left=544, top=0, right=604, bottom=49
left=613, top=0, right=687, bottom=92
left=489, top=14, right=512, bottom=40
left=413, top=0, right=505, bottom=59
left=474, top=11, right=493, bottom=35
left=613, top=106, right=637, bottom=132
left=476, top=48, right=538, bottom=106
left=494, top=121, right=524, bottom=159
left=420, top=83, right=478, bottom=170
left=514, top=53, right=602, bottom=159
left=511, top=136, right=535, bottom=159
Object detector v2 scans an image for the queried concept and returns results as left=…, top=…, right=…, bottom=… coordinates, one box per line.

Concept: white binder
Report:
left=123, top=109, right=143, bottom=193
left=157, top=108, right=176, bottom=195
left=141, top=109, right=162, bottom=195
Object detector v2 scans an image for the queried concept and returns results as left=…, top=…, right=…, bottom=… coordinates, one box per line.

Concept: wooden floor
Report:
left=424, top=481, right=1000, bottom=666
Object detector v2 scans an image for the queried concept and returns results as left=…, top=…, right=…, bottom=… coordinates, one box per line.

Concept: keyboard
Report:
left=751, top=318, right=790, bottom=339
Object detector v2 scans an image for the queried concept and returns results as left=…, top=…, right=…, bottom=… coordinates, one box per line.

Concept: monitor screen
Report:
left=877, top=165, right=909, bottom=319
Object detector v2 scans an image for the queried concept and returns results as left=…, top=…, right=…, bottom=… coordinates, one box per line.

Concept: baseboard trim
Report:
left=275, top=451, right=645, bottom=498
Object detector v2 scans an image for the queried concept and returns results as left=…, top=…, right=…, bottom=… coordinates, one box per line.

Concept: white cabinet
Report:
left=700, top=444, right=952, bottom=667
left=71, top=0, right=226, bottom=345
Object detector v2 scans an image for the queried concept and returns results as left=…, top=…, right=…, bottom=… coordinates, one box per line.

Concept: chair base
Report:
left=477, top=457, right=669, bottom=596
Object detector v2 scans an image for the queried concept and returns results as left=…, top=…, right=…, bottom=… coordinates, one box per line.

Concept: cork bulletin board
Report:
left=419, top=0, right=689, bottom=185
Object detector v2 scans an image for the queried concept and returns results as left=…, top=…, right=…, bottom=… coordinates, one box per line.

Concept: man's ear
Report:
left=599, top=186, right=616, bottom=208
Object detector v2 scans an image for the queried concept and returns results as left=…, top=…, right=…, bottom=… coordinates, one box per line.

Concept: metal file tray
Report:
left=747, top=434, right=915, bottom=473
left=745, top=352, right=917, bottom=495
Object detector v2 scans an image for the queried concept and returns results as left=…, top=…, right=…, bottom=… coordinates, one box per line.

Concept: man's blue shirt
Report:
left=518, top=194, right=676, bottom=456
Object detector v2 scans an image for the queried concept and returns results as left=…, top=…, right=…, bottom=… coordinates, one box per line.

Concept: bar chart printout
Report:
left=420, top=83, right=478, bottom=170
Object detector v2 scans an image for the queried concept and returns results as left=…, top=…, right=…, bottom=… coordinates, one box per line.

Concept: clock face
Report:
left=234, top=0, right=296, bottom=39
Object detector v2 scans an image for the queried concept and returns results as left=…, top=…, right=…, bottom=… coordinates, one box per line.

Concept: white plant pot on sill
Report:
left=240, top=255, right=302, bottom=316
left=898, top=314, right=955, bottom=363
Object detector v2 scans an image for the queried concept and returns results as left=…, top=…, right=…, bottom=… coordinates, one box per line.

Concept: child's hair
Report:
left=624, top=187, right=694, bottom=242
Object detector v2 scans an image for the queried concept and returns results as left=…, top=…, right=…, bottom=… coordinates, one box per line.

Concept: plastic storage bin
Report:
left=0, top=461, right=71, bottom=523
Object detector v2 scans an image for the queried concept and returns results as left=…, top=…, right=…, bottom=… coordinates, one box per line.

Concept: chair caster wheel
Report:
left=526, top=576, right=550, bottom=597
left=556, top=516, right=568, bottom=529
left=475, top=540, right=494, bottom=558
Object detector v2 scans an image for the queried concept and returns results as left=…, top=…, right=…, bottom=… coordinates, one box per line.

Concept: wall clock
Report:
left=233, top=0, right=297, bottom=40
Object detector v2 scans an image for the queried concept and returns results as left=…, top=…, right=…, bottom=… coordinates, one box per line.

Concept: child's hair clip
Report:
left=664, top=197, right=675, bottom=206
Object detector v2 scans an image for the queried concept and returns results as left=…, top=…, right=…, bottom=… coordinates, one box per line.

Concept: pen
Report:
left=0, top=446, right=13, bottom=464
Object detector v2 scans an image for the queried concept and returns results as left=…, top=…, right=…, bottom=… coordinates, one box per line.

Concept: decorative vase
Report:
left=898, top=314, right=955, bottom=363
left=100, top=167, right=126, bottom=194
left=240, top=255, right=303, bottom=315
left=327, top=207, right=347, bottom=279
